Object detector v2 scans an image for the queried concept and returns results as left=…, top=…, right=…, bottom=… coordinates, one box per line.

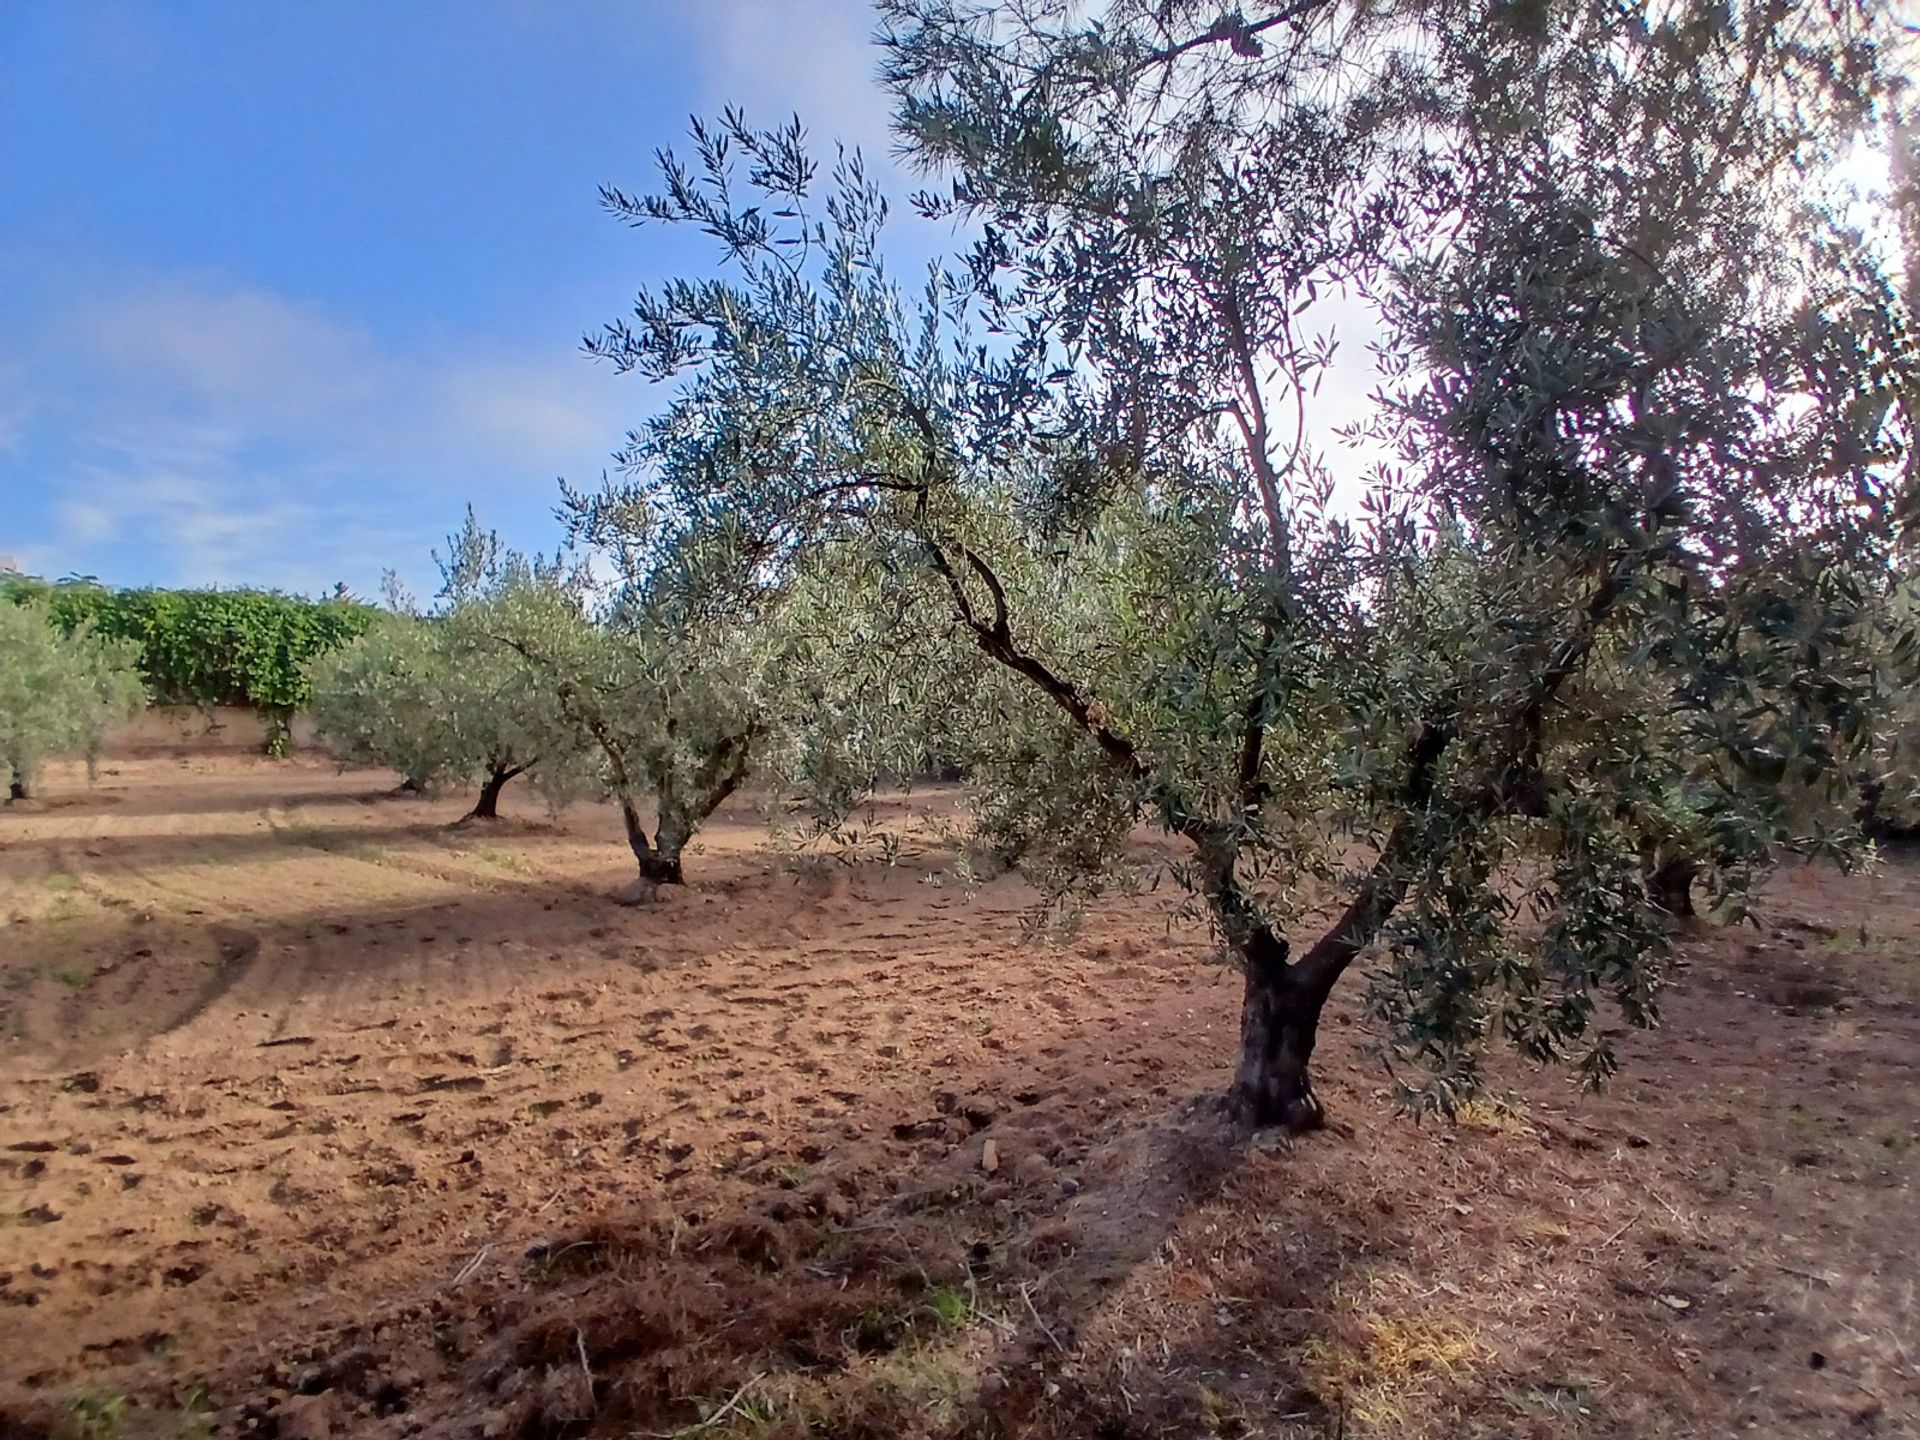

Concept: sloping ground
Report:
left=0, top=757, right=1914, bottom=1439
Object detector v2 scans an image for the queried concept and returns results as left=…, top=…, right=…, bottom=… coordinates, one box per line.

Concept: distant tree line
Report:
left=0, top=575, right=377, bottom=754
left=305, top=510, right=940, bottom=900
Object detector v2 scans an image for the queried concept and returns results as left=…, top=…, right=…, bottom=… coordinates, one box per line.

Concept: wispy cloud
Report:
left=76, top=285, right=382, bottom=426
left=689, top=0, right=897, bottom=164
left=3, top=265, right=635, bottom=593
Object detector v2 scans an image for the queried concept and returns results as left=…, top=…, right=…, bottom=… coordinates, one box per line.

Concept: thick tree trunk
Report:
left=1226, top=941, right=1333, bottom=1131
left=1856, top=774, right=1920, bottom=841
left=1647, top=855, right=1697, bottom=918
left=633, top=851, right=685, bottom=885
left=463, top=763, right=524, bottom=823
left=612, top=791, right=685, bottom=902
left=601, top=729, right=754, bottom=902
left=611, top=846, right=683, bottom=905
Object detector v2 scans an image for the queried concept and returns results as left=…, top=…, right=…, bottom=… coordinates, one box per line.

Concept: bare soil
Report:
left=1, top=755, right=1915, bottom=1439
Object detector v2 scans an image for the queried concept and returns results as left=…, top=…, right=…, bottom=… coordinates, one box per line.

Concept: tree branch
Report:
left=1291, top=540, right=1651, bottom=994
left=1125, top=0, right=1338, bottom=75
left=924, top=535, right=1149, bottom=782
left=1292, top=712, right=1455, bottom=992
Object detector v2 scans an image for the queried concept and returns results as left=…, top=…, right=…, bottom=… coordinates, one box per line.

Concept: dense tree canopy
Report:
left=585, top=0, right=1916, bottom=1127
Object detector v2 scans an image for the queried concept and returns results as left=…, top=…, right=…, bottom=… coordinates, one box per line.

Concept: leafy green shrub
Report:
left=0, top=576, right=376, bottom=754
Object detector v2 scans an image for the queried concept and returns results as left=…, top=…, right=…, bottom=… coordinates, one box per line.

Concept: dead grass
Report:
left=1300, top=1301, right=1490, bottom=1433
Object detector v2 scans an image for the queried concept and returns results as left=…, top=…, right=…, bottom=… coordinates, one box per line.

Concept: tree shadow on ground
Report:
left=4, top=854, right=1917, bottom=1440
left=0, top=815, right=581, bottom=870
left=211, top=898, right=1917, bottom=1440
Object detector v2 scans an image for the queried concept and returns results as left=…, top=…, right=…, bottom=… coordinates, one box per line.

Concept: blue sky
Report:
left=0, top=1, right=941, bottom=598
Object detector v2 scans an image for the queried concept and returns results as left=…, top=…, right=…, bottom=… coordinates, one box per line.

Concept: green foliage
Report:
left=0, top=600, right=147, bottom=798
left=1860, top=573, right=1920, bottom=836
left=921, top=1283, right=974, bottom=1328
left=590, top=0, right=1915, bottom=1123
left=307, top=615, right=466, bottom=791
left=0, top=575, right=376, bottom=754
left=479, top=561, right=764, bottom=883
left=752, top=539, right=985, bottom=826
left=61, top=1388, right=128, bottom=1440
left=308, top=514, right=597, bottom=815
left=547, top=467, right=963, bottom=884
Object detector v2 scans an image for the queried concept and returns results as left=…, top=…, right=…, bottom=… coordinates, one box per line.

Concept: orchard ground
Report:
left=0, top=751, right=1915, bottom=1439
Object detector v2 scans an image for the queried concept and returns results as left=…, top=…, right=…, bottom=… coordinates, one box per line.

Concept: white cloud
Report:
left=10, top=268, right=637, bottom=593
left=81, top=477, right=305, bottom=587
left=79, top=286, right=381, bottom=427
left=686, top=0, right=897, bottom=164
left=433, top=355, right=627, bottom=471
left=54, top=498, right=118, bottom=545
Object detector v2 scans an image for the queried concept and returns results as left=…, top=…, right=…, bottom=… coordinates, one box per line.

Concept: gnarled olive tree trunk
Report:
left=1645, top=855, right=1698, bottom=918
left=610, top=727, right=756, bottom=901
left=616, top=794, right=687, bottom=888
left=1227, top=936, right=1339, bottom=1131
left=462, top=760, right=527, bottom=822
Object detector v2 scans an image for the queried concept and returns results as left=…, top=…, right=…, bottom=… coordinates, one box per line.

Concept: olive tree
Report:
left=590, top=0, right=1913, bottom=1126
left=521, top=392, right=989, bottom=896
left=0, top=601, right=147, bottom=803
left=308, top=616, right=466, bottom=795
left=308, top=514, right=593, bottom=821
left=478, top=565, right=762, bottom=897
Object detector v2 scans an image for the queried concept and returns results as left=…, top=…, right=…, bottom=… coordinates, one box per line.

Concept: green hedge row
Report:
left=1, top=575, right=378, bottom=751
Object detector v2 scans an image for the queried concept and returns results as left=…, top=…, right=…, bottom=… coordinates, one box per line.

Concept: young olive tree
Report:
left=308, top=514, right=593, bottom=821
left=477, top=563, right=762, bottom=897
left=539, top=418, right=983, bottom=897
left=591, top=0, right=1913, bottom=1127
left=0, top=601, right=147, bottom=803
left=308, top=616, right=465, bottom=794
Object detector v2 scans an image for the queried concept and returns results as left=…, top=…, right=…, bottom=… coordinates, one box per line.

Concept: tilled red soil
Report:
left=1, top=757, right=1915, bottom=1438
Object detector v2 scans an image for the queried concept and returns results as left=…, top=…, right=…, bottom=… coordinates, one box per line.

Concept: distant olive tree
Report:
left=474, top=485, right=947, bottom=899
left=1859, top=574, right=1920, bottom=838
left=307, top=513, right=594, bottom=821
left=0, top=601, right=147, bottom=803
left=589, top=0, right=1914, bottom=1128
left=309, top=616, right=462, bottom=795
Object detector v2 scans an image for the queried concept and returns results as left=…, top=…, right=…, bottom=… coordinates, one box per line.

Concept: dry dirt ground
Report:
left=1, top=754, right=1916, bottom=1439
